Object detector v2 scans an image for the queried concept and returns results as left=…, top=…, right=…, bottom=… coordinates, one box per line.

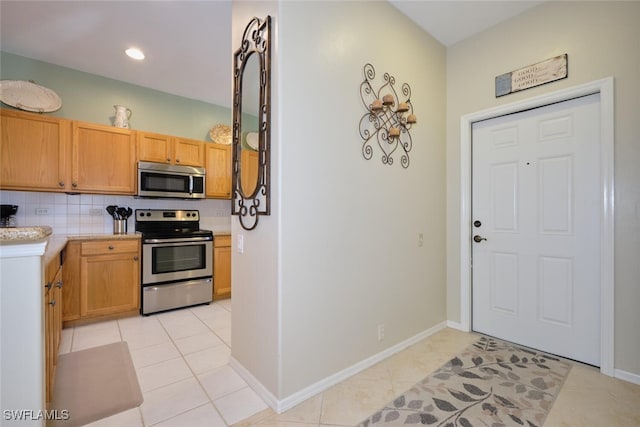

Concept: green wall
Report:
left=0, top=51, right=231, bottom=141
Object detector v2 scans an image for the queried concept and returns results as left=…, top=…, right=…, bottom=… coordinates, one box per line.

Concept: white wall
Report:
left=230, top=0, right=281, bottom=401
left=446, top=1, right=640, bottom=377
left=231, top=0, right=447, bottom=403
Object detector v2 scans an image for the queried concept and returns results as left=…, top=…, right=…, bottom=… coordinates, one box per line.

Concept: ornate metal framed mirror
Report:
left=231, top=15, right=271, bottom=230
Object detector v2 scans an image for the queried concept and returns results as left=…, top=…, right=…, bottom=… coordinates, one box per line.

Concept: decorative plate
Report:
left=0, top=80, right=62, bottom=112
left=208, top=124, right=232, bottom=145
left=246, top=132, right=259, bottom=150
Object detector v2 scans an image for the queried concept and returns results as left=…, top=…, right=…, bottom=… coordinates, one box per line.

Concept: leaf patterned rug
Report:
left=358, top=336, right=571, bottom=427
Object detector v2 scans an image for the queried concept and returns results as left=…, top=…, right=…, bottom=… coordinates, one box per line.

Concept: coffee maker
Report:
left=0, top=205, right=18, bottom=227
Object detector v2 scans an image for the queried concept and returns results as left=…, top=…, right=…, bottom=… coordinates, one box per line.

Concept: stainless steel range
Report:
left=136, top=209, right=213, bottom=315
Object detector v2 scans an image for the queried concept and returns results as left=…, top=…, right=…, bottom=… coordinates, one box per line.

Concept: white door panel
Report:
left=472, top=94, right=601, bottom=366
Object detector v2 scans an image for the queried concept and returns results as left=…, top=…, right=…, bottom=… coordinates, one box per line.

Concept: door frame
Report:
left=458, top=77, right=615, bottom=376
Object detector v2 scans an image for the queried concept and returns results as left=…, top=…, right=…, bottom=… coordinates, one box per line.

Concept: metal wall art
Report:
left=358, top=63, right=417, bottom=169
left=231, top=16, right=272, bottom=230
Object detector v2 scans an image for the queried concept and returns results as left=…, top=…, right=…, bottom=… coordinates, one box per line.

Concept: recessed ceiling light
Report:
left=125, top=47, right=145, bottom=60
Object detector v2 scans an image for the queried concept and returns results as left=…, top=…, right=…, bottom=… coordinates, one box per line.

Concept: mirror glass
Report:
left=239, top=52, right=260, bottom=197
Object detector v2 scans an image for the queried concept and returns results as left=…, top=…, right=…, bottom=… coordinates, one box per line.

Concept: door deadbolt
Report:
left=473, top=220, right=482, bottom=227
left=473, top=235, right=487, bottom=243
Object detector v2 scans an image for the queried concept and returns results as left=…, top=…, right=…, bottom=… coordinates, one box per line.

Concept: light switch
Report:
left=237, top=234, right=244, bottom=254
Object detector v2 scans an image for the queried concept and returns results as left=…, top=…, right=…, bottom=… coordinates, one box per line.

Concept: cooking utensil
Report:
left=116, top=207, right=125, bottom=220
left=106, top=205, right=117, bottom=219
left=126, top=207, right=133, bottom=219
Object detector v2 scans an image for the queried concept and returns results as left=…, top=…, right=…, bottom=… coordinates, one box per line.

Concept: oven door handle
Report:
left=143, top=236, right=213, bottom=244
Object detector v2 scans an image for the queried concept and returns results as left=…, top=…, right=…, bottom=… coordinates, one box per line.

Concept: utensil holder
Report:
left=113, top=219, right=127, bottom=234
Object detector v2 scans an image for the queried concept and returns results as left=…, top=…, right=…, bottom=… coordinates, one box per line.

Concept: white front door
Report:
left=472, top=93, right=601, bottom=366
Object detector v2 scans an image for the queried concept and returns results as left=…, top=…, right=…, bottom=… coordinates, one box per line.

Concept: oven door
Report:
left=142, top=237, right=213, bottom=284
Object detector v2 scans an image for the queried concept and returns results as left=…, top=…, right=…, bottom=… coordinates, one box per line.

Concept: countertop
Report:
left=0, top=226, right=53, bottom=244
left=1, top=228, right=226, bottom=265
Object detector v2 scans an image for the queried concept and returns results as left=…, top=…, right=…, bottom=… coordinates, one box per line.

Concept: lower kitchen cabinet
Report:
left=63, top=238, right=140, bottom=323
left=45, top=251, right=63, bottom=403
left=213, top=235, right=231, bottom=300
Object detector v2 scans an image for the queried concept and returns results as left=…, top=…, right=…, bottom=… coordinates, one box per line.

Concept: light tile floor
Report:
left=59, top=298, right=269, bottom=427
left=61, top=303, right=640, bottom=427
left=235, top=328, right=640, bottom=427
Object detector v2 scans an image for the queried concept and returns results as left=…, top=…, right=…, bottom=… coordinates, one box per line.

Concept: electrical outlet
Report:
left=378, top=324, right=385, bottom=341
left=418, top=233, right=424, bottom=247
left=35, top=208, right=49, bottom=215
left=89, top=208, right=103, bottom=216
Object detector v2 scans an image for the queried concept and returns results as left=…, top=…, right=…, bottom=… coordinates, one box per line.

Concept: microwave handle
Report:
left=189, top=175, right=193, bottom=195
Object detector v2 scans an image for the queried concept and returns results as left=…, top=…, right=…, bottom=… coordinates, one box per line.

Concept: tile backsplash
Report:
left=0, top=190, right=231, bottom=235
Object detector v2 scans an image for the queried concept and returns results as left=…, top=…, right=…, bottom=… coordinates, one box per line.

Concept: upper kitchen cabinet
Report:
left=72, top=121, right=137, bottom=194
left=138, top=131, right=205, bottom=167
left=205, top=143, right=232, bottom=199
left=0, top=108, right=70, bottom=192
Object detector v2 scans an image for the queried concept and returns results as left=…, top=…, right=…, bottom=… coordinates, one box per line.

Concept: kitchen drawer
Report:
left=81, top=240, right=139, bottom=256
left=214, top=235, right=231, bottom=248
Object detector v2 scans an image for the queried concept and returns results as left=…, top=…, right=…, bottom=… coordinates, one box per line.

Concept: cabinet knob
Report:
left=45, top=281, right=52, bottom=290
left=58, top=181, right=65, bottom=187
left=108, top=245, right=115, bottom=250
left=72, top=182, right=78, bottom=188
left=133, top=256, right=139, bottom=261
left=49, top=300, right=56, bottom=306
left=176, top=159, right=180, bottom=163
left=56, top=280, right=63, bottom=289
left=166, top=158, right=171, bottom=162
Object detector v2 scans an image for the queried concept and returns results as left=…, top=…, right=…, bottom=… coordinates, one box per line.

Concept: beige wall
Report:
left=446, top=1, right=640, bottom=376
left=277, top=0, right=446, bottom=398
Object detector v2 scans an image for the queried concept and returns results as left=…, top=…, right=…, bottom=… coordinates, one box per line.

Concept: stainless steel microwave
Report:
left=137, top=161, right=206, bottom=199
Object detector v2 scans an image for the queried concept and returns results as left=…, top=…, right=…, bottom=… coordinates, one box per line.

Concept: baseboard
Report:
left=614, top=368, right=640, bottom=385
left=446, top=320, right=468, bottom=332
left=229, top=356, right=280, bottom=410
left=231, top=321, right=448, bottom=413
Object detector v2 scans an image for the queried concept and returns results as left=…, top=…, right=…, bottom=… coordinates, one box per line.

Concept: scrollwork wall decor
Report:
left=358, top=63, right=417, bottom=169
left=231, top=16, right=272, bottom=231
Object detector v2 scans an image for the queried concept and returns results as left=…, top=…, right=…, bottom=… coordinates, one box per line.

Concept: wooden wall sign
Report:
left=495, top=54, right=568, bottom=97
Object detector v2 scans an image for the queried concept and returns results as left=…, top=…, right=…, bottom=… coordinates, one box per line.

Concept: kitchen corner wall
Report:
left=1, top=51, right=235, bottom=233
left=0, top=52, right=231, bottom=141
left=0, top=190, right=231, bottom=234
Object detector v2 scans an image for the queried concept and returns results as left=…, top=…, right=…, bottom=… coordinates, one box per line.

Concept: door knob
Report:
left=473, top=235, right=487, bottom=243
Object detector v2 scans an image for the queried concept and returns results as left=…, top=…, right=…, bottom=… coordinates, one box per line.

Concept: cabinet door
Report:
left=72, top=121, right=136, bottom=194
left=213, top=236, right=232, bottom=300
left=44, top=264, right=62, bottom=404
left=0, top=109, right=70, bottom=191
left=44, top=285, right=54, bottom=403
left=173, top=137, right=204, bottom=166
left=62, top=241, right=81, bottom=321
left=52, top=268, right=63, bottom=362
left=138, top=131, right=171, bottom=164
left=240, top=149, right=259, bottom=196
left=80, top=252, right=140, bottom=317
left=205, top=143, right=232, bottom=199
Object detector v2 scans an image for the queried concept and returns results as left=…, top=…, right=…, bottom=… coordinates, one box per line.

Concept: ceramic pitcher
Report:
left=113, top=105, right=132, bottom=128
